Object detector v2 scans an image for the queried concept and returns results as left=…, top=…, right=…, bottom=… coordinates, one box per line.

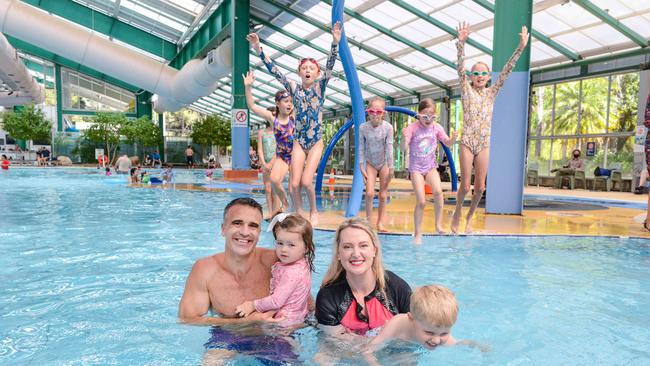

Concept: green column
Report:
left=158, top=113, right=165, bottom=162
left=230, top=0, right=250, bottom=170
left=55, top=64, right=63, bottom=132
left=136, top=91, right=164, bottom=161
left=491, top=1, right=532, bottom=73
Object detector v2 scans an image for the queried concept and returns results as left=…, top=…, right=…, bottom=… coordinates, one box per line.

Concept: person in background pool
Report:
left=104, top=167, right=111, bottom=176
left=235, top=213, right=314, bottom=328
left=1, top=154, right=10, bottom=170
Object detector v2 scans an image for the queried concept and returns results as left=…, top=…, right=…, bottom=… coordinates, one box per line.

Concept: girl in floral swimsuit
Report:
left=247, top=22, right=341, bottom=225
left=451, top=21, right=529, bottom=234
left=244, top=71, right=294, bottom=213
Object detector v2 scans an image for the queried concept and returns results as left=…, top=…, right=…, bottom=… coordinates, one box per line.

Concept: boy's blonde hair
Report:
left=410, top=285, right=458, bottom=328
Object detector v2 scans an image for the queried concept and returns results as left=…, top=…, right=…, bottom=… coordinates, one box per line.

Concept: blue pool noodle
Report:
left=319, top=2, right=457, bottom=216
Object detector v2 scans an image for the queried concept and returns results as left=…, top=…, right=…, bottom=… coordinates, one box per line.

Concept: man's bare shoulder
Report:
left=191, top=253, right=223, bottom=276
left=257, top=247, right=278, bottom=267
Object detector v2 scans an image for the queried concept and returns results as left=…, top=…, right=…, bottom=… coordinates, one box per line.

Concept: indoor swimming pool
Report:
left=1, top=168, right=649, bottom=365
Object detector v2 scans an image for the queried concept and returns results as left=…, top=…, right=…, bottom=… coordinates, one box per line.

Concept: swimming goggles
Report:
left=467, top=71, right=490, bottom=76
left=366, top=108, right=385, bottom=116
left=417, top=114, right=437, bottom=122
left=299, top=57, right=321, bottom=72
left=275, top=92, right=290, bottom=101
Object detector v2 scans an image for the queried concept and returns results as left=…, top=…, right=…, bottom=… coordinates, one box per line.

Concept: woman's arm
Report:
left=244, top=71, right=274, bottom=121
left=491, top=25, right=529, bottom=94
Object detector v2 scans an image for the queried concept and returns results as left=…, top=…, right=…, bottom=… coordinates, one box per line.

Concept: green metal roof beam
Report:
left=262, top=0, right=451, bottom=92
left=21, top=0, right=175, bottom=60
left=7, top=35, right=140, bottom=92
left=572, top=0, right=648, bottom=48
left=252, top=15, right=408, bottom=98
left=472, top=0, right=581, bottom=61
left=388, top=0, right=492, bottom=55
left=322, top=0, right=457, bottom=70
left=531, top=46, right=650, bottom=75
left=169, top=0, right=232, bottom=69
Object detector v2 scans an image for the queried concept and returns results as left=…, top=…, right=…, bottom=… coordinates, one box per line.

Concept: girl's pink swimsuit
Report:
left=403, top=122, right=449, bottom=175
left=254, top=257, right=311, bottom=327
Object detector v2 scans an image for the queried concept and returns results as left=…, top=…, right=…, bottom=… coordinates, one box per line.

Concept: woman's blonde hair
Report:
left=320, top=218, right=387, bottom=293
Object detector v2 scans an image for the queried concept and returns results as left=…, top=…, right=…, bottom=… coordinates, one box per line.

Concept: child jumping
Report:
left=451, top=21, right=529, bottom=234
left=235, top=213, right=314, bottom=327
left=402, top=99, right=457, bottom=243
left=247, top=22, right=341, bottom=225
left=359, top=97, right=394, bottom=232
left=244, top=71, right=294, bottom=215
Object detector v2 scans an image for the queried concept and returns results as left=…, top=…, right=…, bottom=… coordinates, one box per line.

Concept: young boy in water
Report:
left=365, top=284, right=458, bottom=357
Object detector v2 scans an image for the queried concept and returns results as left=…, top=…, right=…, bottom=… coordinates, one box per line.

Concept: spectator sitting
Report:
left=207, top=152, right=217, bottom=169
left=144, top=154, right=153, bottom=167
left=40, top=148, right=50, bottom=165
left=151, top=151, right=161, bottom=168
left=552, top=149, right=584, bottom=188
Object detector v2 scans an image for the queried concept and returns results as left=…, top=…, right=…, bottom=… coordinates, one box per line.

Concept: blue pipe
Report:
left=331, top=0, right=365, bottom=217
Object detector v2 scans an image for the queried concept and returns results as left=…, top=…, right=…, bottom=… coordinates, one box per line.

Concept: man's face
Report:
left=221, top=204, right=262, bottom=256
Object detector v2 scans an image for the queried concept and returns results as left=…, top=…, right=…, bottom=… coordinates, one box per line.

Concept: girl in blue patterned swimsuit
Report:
left=244, top=71, right=294, bottom=213
left=247, top=22, right=341, bottom=225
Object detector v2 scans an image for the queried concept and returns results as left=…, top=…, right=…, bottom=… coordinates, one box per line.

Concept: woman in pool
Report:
left=316, top=218, right=412, bottom=338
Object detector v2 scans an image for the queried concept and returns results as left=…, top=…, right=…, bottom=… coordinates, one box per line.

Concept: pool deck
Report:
left=131, top=174, right=650, bottom=238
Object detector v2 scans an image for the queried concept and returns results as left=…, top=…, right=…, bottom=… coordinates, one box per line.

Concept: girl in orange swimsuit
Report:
left=451, top=21, right=529, bottom=234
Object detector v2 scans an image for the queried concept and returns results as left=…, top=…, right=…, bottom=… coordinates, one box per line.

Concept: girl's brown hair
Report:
left=418, top=98, right=436, bottom=112
left=272, top=214, right=315, bottom=272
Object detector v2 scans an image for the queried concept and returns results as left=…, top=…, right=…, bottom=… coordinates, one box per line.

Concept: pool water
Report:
left=1, top=168, right=649, bottom=365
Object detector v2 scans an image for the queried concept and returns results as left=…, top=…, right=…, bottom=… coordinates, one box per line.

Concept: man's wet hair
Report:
left=223, top=197, right=263, bottom=219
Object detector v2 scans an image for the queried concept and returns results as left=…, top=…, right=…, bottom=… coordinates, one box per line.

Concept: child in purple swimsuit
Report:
left=244, top=71, right=294, bottom=212
left=402, top=99, right=457, bottom=243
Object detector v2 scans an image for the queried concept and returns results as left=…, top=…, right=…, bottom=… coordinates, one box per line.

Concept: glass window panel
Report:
left=369, top=2, right=416, bottom=28
left=579, top=77, right=608, bottom=134
left=580, top=24, right=630, bottom=46
left=529, top=85, right=554, bottom=137
left=530, top=40, right=563, bottom=62
left=395, top=51, right=443, bottom=70
left=550, top=138, right=579, bottom=171
left=365, top=62, right=409, bottom=79
left=440, top=2, right=487, bottom=25
left=363, top=34, right=409, bottom=55
left=472, top=27, right=494, bottom=45
left=281, top=19, right=316, bottom=39
left=553, top=32, right=601, bottom=52
left=310, top=34, right=334, bottom=50
left=422, top=66, right=458, bottom=83
left=461, top=0, right=494, bottom=19
left=426, top=42, right=458, bottom=62
left=587, top=0, right=633, bottom=17
left=393, top=20, right=446, bottom=44
left=368, top=81, right=399, bottom=94
left=349, top=47, right=377, bottom=65
left=392, top=74, right=430, bottom=89
left=342, top=19, right=377, bottom=41
left=553, top=80, right=580, bottom=135
left=304, top=2, right=331, bottom=20
left=545, top=2, right=600, bottom=28
left=292, top=45, right=327, bottom=59
left=533, top=12, right=573, bottom=35
left=527, top=139, right=552, bottom=176
left=608, top=72, right=639, bottom=133
left=606, top=136, right=634, bottom=177
left=621, top=16, right=650, bottom=38
left=578, top=137, right=605, bottom=176
left=265, top=32, right=296, bottom=49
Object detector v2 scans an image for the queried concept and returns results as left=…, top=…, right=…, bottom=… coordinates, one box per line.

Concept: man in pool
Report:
left=178, top=197, right=299, bottom=365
